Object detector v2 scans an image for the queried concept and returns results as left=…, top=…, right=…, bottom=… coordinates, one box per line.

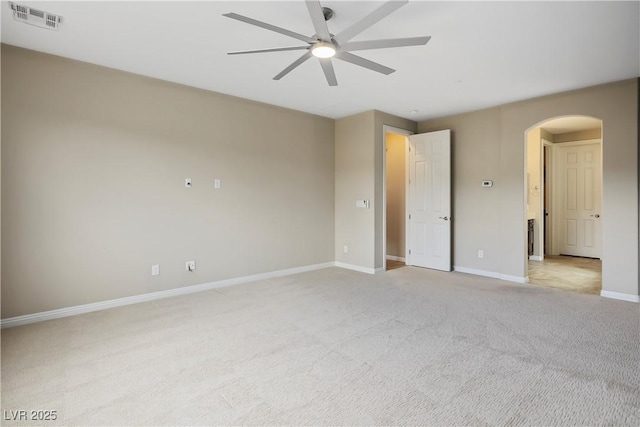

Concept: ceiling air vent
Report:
left=9, top=2, right=62, bottom=30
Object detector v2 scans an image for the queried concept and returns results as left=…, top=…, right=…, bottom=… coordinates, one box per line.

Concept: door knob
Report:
left=590, top=214, right=600, bottom=218
left=438, top=216, right=449, bottom=221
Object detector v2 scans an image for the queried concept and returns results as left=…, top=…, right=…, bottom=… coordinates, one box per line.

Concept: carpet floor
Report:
left=1, top=267, right=639, bottom=426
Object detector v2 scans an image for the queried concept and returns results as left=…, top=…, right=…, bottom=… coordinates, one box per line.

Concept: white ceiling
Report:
left=1, top=1, right=638, bottom=121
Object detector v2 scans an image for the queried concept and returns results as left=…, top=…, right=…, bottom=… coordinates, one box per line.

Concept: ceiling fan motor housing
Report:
left=322, top=7, right=334, bottom=21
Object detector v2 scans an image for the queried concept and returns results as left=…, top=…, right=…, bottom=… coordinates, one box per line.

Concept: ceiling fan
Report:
left=223, top=0, right=430, bottom=86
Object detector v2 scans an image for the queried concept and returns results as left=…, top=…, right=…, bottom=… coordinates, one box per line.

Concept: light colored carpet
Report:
left=2, top=267, right=639, bottom=426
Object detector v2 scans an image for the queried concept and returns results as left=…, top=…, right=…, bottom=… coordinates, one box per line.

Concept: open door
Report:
left=407, top=130, right=452, bottom=271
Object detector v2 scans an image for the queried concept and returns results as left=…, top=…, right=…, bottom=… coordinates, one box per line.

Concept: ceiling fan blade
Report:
left=223, top=13, right=315, bottom=44
left=228, top=46, right=310, bottom=55
left=334, top=0, right=408, bottom=45
left=341, top=36, right=431, bottom=52
left=305, top=1, right=331, bottom=41
left=335, top=51, right=395, bottom=75
left=274, top=51, right=313, bottom=80
left=319, top=59, right=338, bottom=86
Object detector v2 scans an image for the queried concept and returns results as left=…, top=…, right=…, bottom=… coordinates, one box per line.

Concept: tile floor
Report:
left=387, top=256, right=601, bottom=296
left=528, top=255, right=602, bottom=295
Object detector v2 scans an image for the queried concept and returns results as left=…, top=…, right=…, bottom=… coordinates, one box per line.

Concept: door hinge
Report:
left=409, top=214, right=412, bottom=220
left=409, top=249, right=412, bottom=255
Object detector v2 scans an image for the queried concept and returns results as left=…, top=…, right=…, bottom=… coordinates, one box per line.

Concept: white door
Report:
left=558, top=143, right=602, bottom=258
left=408, top=130, right=451, bottom=271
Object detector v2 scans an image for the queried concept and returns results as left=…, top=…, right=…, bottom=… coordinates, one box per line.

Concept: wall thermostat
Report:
left=482, top=180, right=493, bottom=187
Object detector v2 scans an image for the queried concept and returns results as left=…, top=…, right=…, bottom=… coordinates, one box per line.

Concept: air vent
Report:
left=9, top=2, right=62, bottom=30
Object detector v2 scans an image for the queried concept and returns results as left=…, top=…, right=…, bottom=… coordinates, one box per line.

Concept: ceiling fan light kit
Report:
left=311, top=42, right=336, bottom=58
left=223, top=0, right=430, bottom=87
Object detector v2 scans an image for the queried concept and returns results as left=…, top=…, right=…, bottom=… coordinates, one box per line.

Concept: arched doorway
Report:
left=524, top=116, right=603, bottom=294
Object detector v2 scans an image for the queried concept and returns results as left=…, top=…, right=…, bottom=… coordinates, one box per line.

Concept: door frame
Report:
left=382, top=125, right=414, bottom=271
left=542, top=139, right=554, bottom=256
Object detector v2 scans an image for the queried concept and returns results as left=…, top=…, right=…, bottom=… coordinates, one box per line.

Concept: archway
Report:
left=524, top=115, right=603, bottom=294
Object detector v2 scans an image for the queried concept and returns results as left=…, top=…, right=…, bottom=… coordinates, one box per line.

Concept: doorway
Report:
left=525, top=116, right=603, bottom=294
left=384, top=128, right=411, bottom=271
left=383, top=128, right=453, bottom=272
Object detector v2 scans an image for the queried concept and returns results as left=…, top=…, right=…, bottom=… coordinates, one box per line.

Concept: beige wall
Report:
left=334, top=112, right=376, bottom=269
left=385, top=133, right=406, bottom=259
left=419, top=79, right=639, bottom=296
left=2, top=46, right=637, bottom=320
left=554, top=128, right=601, bottom=143
left=540, top=128, right=554, bottom=142
left=1, top=45, right=335, bottom=319
left=0, top=46, right=2, bottom=305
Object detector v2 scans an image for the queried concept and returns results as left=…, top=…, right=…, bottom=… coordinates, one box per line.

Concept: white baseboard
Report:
left=528, top=255, right=543, bottom=261
left=0, top=262, right=335, bottom=329
left=501, top=273, right=528, bottom=284
left=8, top=260, right=633, bottom=329
left=386, top=255, right=406, bottom=262
left=600, top=290, right=640, bottom=303
left=453, top=266, right=527, bottom=284
left=456, top=267, right=639, bottom=302
left=334, top=262, right=376, bottom=275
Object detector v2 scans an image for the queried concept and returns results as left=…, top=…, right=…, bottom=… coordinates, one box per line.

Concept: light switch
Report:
left=185, top=178, right=192, bottom=188
left=214, top=179, right=221, bottom=189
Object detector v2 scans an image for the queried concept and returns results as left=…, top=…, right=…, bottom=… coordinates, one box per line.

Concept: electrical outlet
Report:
left=151, top=264, right=160, bottom=276
left=478, top=250, right=484, bottom=259
left=214, top=179, right=221, bottom=189
left=186, top=260, right=196, bottom=271
left=343, top=245, right=349, bottom=253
